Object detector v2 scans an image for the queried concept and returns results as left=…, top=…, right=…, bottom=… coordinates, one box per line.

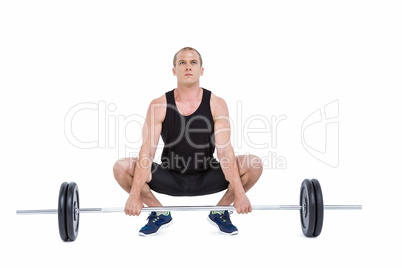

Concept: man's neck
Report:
left=175, top=83, right=202, bottom=102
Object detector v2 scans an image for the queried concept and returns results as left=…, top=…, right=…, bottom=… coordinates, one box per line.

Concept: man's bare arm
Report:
left=212, top=95, right=252, bottom=214
left=125, top=96, right=166, bottom=215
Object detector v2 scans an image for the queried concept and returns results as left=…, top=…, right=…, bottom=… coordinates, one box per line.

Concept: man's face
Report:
left=173, top=50, right=204, bottom=86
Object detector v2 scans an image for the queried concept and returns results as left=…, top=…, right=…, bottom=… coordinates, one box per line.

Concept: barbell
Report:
left=16, top=179, right=362, bottom=241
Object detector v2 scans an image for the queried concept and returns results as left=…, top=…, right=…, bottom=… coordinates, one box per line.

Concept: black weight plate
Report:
left=311, top=179, right=324, bottom=237
left=299, top=179, right=317, bottom=237
left=66, top=182, right=80, bottom=241
left=58, top=182, right=69, bottom=241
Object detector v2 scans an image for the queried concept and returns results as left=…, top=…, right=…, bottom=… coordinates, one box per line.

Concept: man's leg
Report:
left=113, top=158, right=173, bottom=237
left=217, top=154, right=263, bottom=206
left=113, top=157, right=162, bottom=207
left=208, top=154, right=262, bottom=235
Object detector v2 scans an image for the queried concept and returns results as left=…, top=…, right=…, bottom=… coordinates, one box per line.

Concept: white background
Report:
left=1, top=1, right=401, bottom=267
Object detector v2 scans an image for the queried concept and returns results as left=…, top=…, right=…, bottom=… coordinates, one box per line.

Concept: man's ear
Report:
left=172, top=67, right=176, bottom=76
left=200, top=67, right=204, bottom=76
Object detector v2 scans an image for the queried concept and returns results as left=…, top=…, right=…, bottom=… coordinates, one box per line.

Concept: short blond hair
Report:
left=173, top=47, right=203, bottom=67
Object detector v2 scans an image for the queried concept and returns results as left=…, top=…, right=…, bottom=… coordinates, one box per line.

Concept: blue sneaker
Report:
left=139, top=212, right=173, bottom=236
left=208, top=210, right=238, bottom=235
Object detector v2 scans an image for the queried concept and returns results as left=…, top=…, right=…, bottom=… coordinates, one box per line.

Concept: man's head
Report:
left=173, top=47, right=203, bottom=68
left=172, top=47, right=204, bottom=87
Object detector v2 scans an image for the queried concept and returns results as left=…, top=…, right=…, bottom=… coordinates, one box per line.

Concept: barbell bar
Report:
left=16, top=204, right=361, bottom=215
left=16, top=179, right=362, bottom=241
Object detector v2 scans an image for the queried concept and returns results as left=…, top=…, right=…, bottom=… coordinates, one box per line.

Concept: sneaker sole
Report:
left=138, top=219, right=174, bottom=237
left=207, top=216, right=239, bottom=236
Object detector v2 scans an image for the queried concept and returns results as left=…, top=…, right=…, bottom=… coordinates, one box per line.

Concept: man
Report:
left=113, top=47, right=263, bottom=236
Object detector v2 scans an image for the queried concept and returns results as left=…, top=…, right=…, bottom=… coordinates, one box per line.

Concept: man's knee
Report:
left=113, top=158, right=137, bottom=181
left=113, top=160, right=124, bottom=181
left=248, top=154, right=263, bottom=179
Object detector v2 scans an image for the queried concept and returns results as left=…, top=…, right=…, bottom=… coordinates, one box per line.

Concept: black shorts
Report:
left=148, top=163, right=229, bottom=196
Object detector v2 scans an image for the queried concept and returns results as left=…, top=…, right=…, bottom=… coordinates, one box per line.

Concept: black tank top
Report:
left=161, top=88, right=216, bottom=173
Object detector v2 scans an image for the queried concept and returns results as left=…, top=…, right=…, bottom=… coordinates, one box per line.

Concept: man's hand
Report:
left=233, top=192, right=252, bottom=214
left=125, top=195, right=144, bottom=216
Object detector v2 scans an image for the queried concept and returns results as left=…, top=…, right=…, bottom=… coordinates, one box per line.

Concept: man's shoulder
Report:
left=151, top=93, right=167, bottom=106
left=210, top=92, right=228, bottom=117
left=147, top=93, right=167, bottom=123
left=210, top=92, right=226, bottom=105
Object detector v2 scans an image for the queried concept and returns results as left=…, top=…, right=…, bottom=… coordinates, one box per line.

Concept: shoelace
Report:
left=146, top=212, right=160, bottom=223
left=220, top=211, right=233, bottom=224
